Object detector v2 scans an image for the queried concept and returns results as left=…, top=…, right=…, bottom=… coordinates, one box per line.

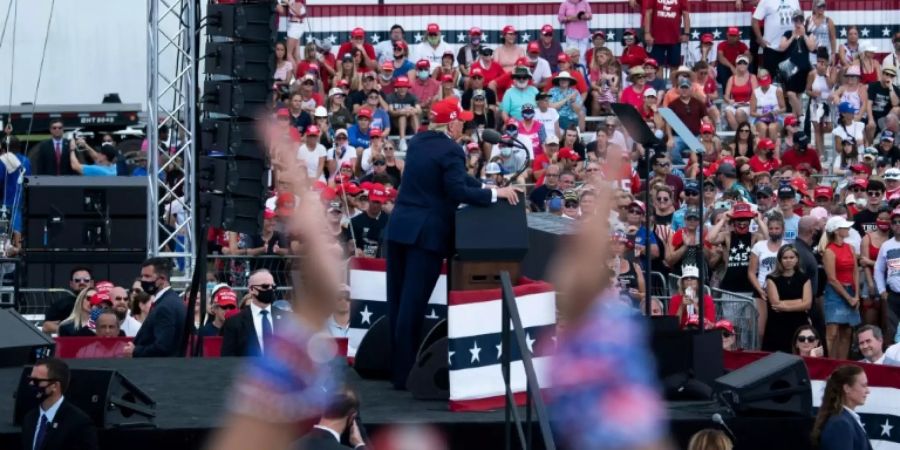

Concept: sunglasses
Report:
left=704, top=186, right=717, bottom=192
left=868, top=191, right=884, bottom=197
left=629, top=209, right=643, bottom=214
left=739, top=129, right=751, bottom=133
left=655, top=162, right=671, bottom=168
left=685, top=191, right=699, bottom=197
left=796, top=335, right=818, bottom=343
left=757, top=194, right=770, bottom=200
left=564, top=201, right=579, bottom=208
left=219, top=305, right=237, bottom=311
left=373, top=160, right=386, bottom=166
left=722, top=331, right=734, bottom=338
left=336, top=136, right=347, bottom=140
left=73, top=278, right=92, bottom=283
left=656, top=197, right=670, bottom=202
left=28, top=377, right=57, bottom=385
left=252, top=284, right=276, bottom=290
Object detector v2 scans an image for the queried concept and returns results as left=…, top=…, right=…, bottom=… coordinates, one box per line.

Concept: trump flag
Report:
left=726, top=352, right=900, bottom=449
left=347, top=257, right=446, bottom=357
left=448, top=279, right=556, bottom=412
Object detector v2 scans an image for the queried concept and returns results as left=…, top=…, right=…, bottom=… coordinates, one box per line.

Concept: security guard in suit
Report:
left=385, top=98, right=520, bottom=389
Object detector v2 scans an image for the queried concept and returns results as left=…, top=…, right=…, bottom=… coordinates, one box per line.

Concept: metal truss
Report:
left=147, top=0, right=197, bottom=280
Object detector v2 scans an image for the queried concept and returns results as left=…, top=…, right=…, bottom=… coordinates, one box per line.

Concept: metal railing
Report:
left=206, top=254, right=298, bottom=298
left=500, top=271, right=555, bottom=450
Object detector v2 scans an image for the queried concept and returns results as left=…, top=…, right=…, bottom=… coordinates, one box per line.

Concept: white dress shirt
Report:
left=34, top=395, right=64, bottom=450
left=843, top=406, right=863, bottom=428
left=313, top=424, right=341, bottom=442
left=249, top=302, right=273, bottom=352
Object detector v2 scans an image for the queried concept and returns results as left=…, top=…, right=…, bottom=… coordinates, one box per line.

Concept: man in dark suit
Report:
left=123, top=257, right=186, bottom=357
left=221, top=269, right=286, bottom=357
left=293, top=387, right=366, bottom=450
left=21, top=358, right=97, bottom=450
left=31, top=120, right=74, bottom=176
left=385, top=97, right=520, bottom=389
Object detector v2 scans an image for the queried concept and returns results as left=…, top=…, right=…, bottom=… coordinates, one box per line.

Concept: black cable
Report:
left=24, top=0, right=56, bottom=144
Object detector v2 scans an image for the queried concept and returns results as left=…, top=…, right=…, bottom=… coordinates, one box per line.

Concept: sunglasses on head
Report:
left=796, top=335, right=817, bottom=343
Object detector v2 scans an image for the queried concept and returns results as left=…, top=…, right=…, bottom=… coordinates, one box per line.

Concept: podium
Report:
left=452, top=192, right=528, bottom=291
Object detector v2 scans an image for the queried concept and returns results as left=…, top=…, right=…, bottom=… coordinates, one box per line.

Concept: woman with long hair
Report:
left=495, top=26, right=525, bottom=72
left=687, top=429, right=733, bottom=450
left=748, top=213, right=785, bottom=344
left=860, top=207, right=891, bottom=326
left=334, top=53, right=360, bottom=92
left=729, top=121, right=756, bottom=159
left=57, top=287, right=97, bottom=336
left=609, top=231, right=645, bottom=304
left=762, top=245, right=813, bottom=353
left=811, top=365, right=871, bottom=450
left=833, top=100, right=866, bottom=156
left=792, top=324, right=824, bottom=357
left=859, top=44, right=882, bottom=85
left=588, top=46, right=615, bottom=116
left=831, top=138, right=860, bottom=177
left=273, top=41, right=295, bottom=89
left=837, top=26, right=861, bottom=68
left=667, top=265, right=716, bottom=329
left=831, top=65, right=868, bottom=124
left=382, top=141, right=404, bottom=185
left=804, top=2, right=836, bottom=67
left=806, top=48, right=836, bottom=154
left=325, top=88, right=353, bottom=132
left=750, top=70, right=786, bottom=149
left=821, top=216, right=861, bottom=359
left=723, top=55, right=757, bottom=130
left=121, top=291, right=152, bottom=337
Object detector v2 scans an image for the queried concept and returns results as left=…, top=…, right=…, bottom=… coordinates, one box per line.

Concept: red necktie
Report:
left=54, top=141, right=61, bottom=175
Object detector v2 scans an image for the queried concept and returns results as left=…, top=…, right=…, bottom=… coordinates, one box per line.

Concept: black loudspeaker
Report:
left=14, top=367, right=156, bottom=428
left=206, top=42, right=273, bottom=81
left=354, top=317, right=391, bottom=379
left=714, top=352, right=812, bottom=417
left=407, top=320, right=449, bottom=400
left=207, top=3, right=275, bottom=42
left=455, top=192, right=528, bottom=261
left=0, top=309, right=54, bottom=367
left=650, top=329, right=724, bottom=398
left=201, top=118, right=264, bottom=159
left=203, top=81, right=269, bottom=117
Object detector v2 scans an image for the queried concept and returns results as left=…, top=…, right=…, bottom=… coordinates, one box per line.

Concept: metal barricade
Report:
left=711, top=287, right=759, bottom=351
left=16, top=288, right=75, bottom=325
left=648, top=271, right=670, bottom=311
left=205, top=254, right=304, bottom=302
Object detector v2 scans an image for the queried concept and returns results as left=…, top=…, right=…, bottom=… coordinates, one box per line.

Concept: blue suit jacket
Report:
left=132, top=288, right=187, bottom=357
left=820, top=409, right=873, bottom=450
left=386, top=130, right=491, bottom=255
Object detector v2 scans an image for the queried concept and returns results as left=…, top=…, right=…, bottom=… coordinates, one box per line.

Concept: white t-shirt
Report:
left=751, top=240, right=783, bottom=288
left=413, top=40, right=456, bottom=68
left=297, top=143, right=327, bottom=181
left=886, top=342, right=900, bottom=361
left=530, top=58, right=553, bottom=88
left=832, top=121, right=865, bottom=152
left=534, top=108, right=560, bottom=134
left=782, top=214, right=799, bottom=244
left=121, top=314, right=143, bottom=337
left=752, top=0, right=801, bottom=50
left=331, top=144, right=356, bottom=168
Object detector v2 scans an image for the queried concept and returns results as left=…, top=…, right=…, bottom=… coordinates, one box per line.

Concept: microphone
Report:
left=711, top=413, right=737, bottom=443
left=480, top=128, right=505, bottom=145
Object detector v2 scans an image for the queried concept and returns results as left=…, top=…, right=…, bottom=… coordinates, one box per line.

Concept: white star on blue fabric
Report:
left=448, top=350, right=455, bottom=366
left=712, top=29, right=722, bottom=39
left=359, top=305, right=373, bottom=325
left=370, top=34, right=381, bottom=44
left=861, top=28, right=870, bottom=37
left=520, top=32, right=531, bottom=43
left=414, top=33, right=423, bottom=43
left=305, top=35, right=315, bottom=44
left=607, top=31, right=615, bottom=41
left=882, top=419, right=894, bottom=437
left=327, top=34, right=337, bottom=45
left=691, top=30, right=700, bottom=40
left=840, top=28, right=847, bottom=37
left=457, top=32, right=467, bottom=43
left=470, top=340, right=482, bottom=363
left=526, top=333, right=536, bottom=354
left=496, top=343, right=503, bottom=359
left=884, top=28, right=893, bottom=37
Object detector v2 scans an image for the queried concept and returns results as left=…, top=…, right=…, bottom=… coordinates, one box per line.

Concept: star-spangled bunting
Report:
left=691, top=30, right=700, bottom=40
left=520, top=32, right=531, bottom=42
left=607, top=31, right=615, bottom=41
left=882, top=419, right=894, bottom=437
left=370, top=34, right=381, bottom=44
left=448, top=350, right=455, bottom=365
left=457, top=32, right=466, bottom=43
left=840, top=28, right=848, bottom=37
left=712, top=29, right=722, bottom=39
left=447, top=324, right=556, bottom=370
left=861, top=28, right=870, bottom=37
left=414, top=33, right=423, bottom=43
left=469, top=340, right=481, bottom=363
left=327, top=34, right=337, bottom=45
left=885, top=28, right=893, bottom=37
left=359, top=305, right=373, bottom=325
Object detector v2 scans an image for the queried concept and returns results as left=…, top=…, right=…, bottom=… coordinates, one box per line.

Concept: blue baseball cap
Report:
left=684, top=179, right=700, bottom=193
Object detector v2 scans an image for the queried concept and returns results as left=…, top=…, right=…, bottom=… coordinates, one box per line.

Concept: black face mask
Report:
left=255, top=289, right=275, bottom=305
left=141, top=279, right=159, bottom=295
left=29, top=382, right=52, bottom=402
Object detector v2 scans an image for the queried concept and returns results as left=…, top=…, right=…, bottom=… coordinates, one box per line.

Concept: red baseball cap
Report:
left=429, top=98, right=473, bottom=124
left=715, top=319, right=735, bottom=334
left=727, top=27, right=741, bottom=36
left=759, top=73, right=772, bottom=86
left=502, top=25, right=516, bottom=35
left=814, top=185, right=834, bottom=199
left=276, top=108, right=290, bottom=118
left=95, top=281, right=114, bottom=294
left=758, top=138, right=775, bottom=150
left=700, top=123, right=714, bottom=134
left=700, top=33, right=714, bottom=44
left=469, top=27, right=482, bottom=36
left=90, top=291, right=112, bottom=307
left=214, top=287, right=238, bottom=308
left=369, top=127, right=383, bottom=138
left=276, top=192, right=296, bottom=217
left=351, top=28, right=365, bottom=38
left=337, top=79, right=350, bottom=88
left=415, top=59, right=430, bottom=69
left=592, top=30, right=606, bottom=40
left=541, top=24, right=554, bottom=35
left=730, top=202, right=755, bottom=219
left=784, top=115, right=798, bottom=127
left=527, top=41, right=540, bottom=54
left=394, top=76, right=411, bottom=88
left=368, top=183, right=388, bottom=203
left=337, top=182, right=362, bottom=197
left=644, top=58, right=659, bottom=68
left=263, top=209, right=276, bottom=220
left=357, top=108, right=373, bottom=119
left=505, top=117, right=519, bottom=127
left=426, top=23, right=440, bottom=34
left=852, top=177, right=869, bottom=189
left=440, top=73, right=454, bottom=83
left=381, top=61, right=395, bottom=72
left=558, top=147, right=580, bottom=161
left=469, top=67, right=484, bottom=78
left=394, top=41, right=408, bottom=50
left=320, top=186, right=338, bottom=202
left=305, top=125, right=321, bottom=136
left=515, top=57, right=533, bottom=67
left=557, top=53, right=571, bottom=63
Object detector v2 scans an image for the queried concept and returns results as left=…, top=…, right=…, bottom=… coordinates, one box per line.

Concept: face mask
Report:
left=515, top=80, right=529, bottom=89
left=90, top=308, right=104, bottom=324
left=548, top=197, right=563, bottom=212
left=766, top=150, right=774, bottom=158
left=427, top=36, right=440, bottom=46
left=29, top=382, right=51, bottom=403
left=255, top=288, right=275, bottom=304
left=769, top=233, right=783, bottom=241
left=417, top=70, right=430, bottom=80
left=856, top=196, right=867, bottom=208
left=501, top=148, right=512, bottom=157
left=380, top=73, right=392, bottom=81
left=523, top=112, right=535, bottom=120
left=733, top=222, right=750, bottom=234
left=877, top=220, right=891, bottom=231
left=505, top=128, right=518, bottom=137
left=141, top=279, right=159, bottom=295
left=471, top=37, right=481, bottom=45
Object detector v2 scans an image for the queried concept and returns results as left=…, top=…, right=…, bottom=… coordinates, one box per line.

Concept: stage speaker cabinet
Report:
left=354, top=316, right=443, bottom=381
left=0, top=309, right=54, bottom=368
left=406, top=320, right=449, bottom=400
left=714, top=352, right=812, bottom=417
left=14, top=367, right=156, bottom=428
left=650, top=329, right=723, bottom=395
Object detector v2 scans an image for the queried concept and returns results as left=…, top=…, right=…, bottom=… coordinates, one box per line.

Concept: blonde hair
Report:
left=59, top=288, right=97, bottom=330
left=687, top=429, right=733, bottom=450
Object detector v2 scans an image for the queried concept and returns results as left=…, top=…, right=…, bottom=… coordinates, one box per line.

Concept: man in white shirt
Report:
left=375, top=24, right=405, bottom=64
left=752, top=0, right=801, bottom=78
left=857, top=325, right=900, bottom=366
left=525, top=41, right=553, bottom=89
left=534, top=93, right=561, bottom=138
left=412, top=23, right=454, bottom=68
left=292, top=387, right=367, bottom=449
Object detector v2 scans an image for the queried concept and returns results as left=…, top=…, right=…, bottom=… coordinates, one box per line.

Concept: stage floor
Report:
left=0, top=358, right=813, bottom=450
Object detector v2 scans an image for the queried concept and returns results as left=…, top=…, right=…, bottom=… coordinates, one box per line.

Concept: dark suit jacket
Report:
left=31, top=139, right=74, bottom=176
left=133, top=288, right=186, bottom=357
left=820, top=409, right=873, bottom=450
left=385, top=130, right=491, bottom=255
left=293, top=427, right=362, bottom=450
left=21, top=399, right=98, bottom=450
left=221, top=305, right=288, bottom=357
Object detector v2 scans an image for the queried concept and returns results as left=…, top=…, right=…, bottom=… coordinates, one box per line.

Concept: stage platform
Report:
left=0, top=358, right=813, bottom=450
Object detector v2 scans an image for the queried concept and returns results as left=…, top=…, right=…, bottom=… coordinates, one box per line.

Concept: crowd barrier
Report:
left=54, top=335, right=349, bottom=360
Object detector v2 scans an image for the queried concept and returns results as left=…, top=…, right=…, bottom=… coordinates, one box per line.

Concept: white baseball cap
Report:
left=824, top=216, right=854, bottom=233
left=885, top=168, right=900, bottom=181
left=644, top=87, right=658, bottom=98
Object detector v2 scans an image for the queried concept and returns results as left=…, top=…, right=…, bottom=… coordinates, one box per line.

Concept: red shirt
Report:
left=717, top=41, right=749, bottom=66
left=620, top=45, right=649, bottom=68
left=780, top=148, right=823, bottom=173
left=748, top=154, right=779, bottom=173
left=668, top=293, right=716, bottom=328
left=532, top=153, right=553, bottom=186
left=620, top=84, right=649, bottom=111
left=471, top=59, right=506, bottom=86
left=337, top=42, right=376, bottom=70
left=827, top=242, right=855, bottom=284
left=647, top=0, right=688, bottom=45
